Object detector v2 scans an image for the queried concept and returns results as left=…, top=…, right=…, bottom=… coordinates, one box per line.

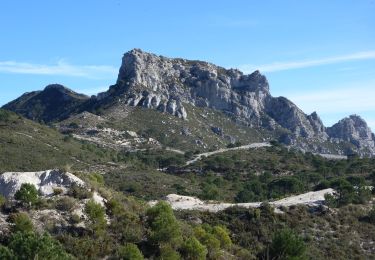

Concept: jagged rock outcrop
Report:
left=111, top=49, right=274, bottom=122
left=327, top=115, right=375, bottom=154
left=107, top=49, right=374, bottom=155
left=110, top=49, right=325, bottom=138
left=3, top=84, right=89, bottom=122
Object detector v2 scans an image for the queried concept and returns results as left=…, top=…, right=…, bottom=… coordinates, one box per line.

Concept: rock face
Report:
left=3, top=84, right=89, bottom=123
left=110, top=49, right=334, bottom=140
left=327, top=115, right=375, bottom=154
left=109, top=49, right=374, bottom=155
left=111, top=49, right=321, bottom=135
left=0, top=169, right=85, bottom=197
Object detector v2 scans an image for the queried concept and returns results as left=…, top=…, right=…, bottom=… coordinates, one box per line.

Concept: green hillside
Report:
left=0, top=109, right=116, bottom=172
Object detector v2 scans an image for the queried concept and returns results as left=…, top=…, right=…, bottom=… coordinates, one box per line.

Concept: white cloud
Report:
left=0, top=60, right=118, bottom=79
left=284, top=83, right=375, bottom=130
left=288, top=87, right=375, bottom=114
left=238, top=51, right=375, bottom=73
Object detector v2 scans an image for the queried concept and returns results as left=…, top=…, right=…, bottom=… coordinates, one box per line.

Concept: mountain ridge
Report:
left=2, top=49, right=375, bottom=156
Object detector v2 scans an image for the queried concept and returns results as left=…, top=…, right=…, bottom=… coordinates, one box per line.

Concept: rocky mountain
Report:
left=3, top=84, right=89, bottom=123
left=2, top=49, right=375, bottom=156
left=327, top=115, right=375, bottom=155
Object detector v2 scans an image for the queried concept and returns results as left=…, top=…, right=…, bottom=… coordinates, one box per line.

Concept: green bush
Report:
left=0, top=109, right=11, bottom=122
left=70, top=214, right=81, bottom=224
left=117, top=243, right=144, bottom=260
left=10, top=213, right=34, bottom=233
left=68, top=184, right=92, bottom=199
left=55, top=197, right=76, bottom=211
left=0, top=195, right=6, bottom=208
left=269, top=228, right=306, bottom=260
left=88, top=172, right=105, bottom=185
left=85, top=200, right=106, bottom=234
left=147, top=202, right=182, bottom=246
left=159, top=244, right=181, bottom=260
left=213, top=226, right=232, bottom=249
left=0, top=245, right=14, bottom=259
left=15, top=183, right=39, bottom=205
left=181, top=237, right=207, bottom=260
left=8, top=231, right=72, bottom=260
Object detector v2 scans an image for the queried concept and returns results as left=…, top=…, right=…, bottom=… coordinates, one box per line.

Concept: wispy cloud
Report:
left=288, top=86, right=375, bottom=113
left=0, top=60, right=118, bottom=79
left=238, top=51, right=375, bottom=73
left=285, top=82, right=375, bottom=130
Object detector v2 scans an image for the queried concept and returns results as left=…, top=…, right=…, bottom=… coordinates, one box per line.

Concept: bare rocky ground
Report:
left=186, top=142, right=272, bottom=165
left=150, top=188, right=335, bottom=213
left=0, top=169, right=107, bottom=233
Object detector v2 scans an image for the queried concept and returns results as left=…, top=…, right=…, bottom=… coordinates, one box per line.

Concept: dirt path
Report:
left=185, top=142, right=272, bottom=165
left=149, top=188, right=334, bottom=213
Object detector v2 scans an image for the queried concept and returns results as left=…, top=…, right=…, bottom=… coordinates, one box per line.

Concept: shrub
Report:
left=269, top=228, right=306, bottom=260
left=70, top=214, right=81, bottom=224
left=14, top=183, right=39, bottom=205
left=0, top=109, right=11, bottom=122
left=117, top=243, right=144, bottom=260
left=85, top=200, right=106, bottom=234
left=0, top=245, right=14, bottom=259
left=181, top=237, right=207, bottom=260
left=147, top=202, right=182, bottom=246
left=368, top=206, right=375, bottom=224
left=53, top=188, right=64, bottom=196
left=8, top=231, right=72, bottom=260
left=0, top=195, right=6, bottom=208
left=110, top=211, right=144, bottom=243
left=10, top=213, right=34, bottom=233
left=55, top=197, right=76, bottom=211
left=159, top=244, right=181, bottom=260
left=68, top=184, right=92, bottom=199
left=213, top=226, right=232, bottom=249
left=194, top=225, right=231, bottom=258
left=88, top=172, right=105, bottom=185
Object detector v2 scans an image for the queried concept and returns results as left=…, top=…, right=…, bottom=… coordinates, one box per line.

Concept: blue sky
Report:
left=1, top=0, right=374, bottom=130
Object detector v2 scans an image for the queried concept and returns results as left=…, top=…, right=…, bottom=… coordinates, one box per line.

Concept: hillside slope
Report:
left=0, top=109, right=115, bottom=172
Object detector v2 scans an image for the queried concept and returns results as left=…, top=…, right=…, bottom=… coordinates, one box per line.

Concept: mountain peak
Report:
left=114, top=49, right=271, bottom=120
left=3, top=84, right=89, bottom=122
left=44, top=84, right=68, bottom=91
left=327, top=114, right=375, bottom=154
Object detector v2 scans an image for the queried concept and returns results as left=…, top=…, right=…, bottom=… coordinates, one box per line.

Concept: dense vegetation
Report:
left=104, top=144, right=375, bottom=204
left=1, top=109, right=375, bottom=259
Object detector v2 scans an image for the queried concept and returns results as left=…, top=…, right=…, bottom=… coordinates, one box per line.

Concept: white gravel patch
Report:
left=186, top=142, right=272, bottom=165
left=149, top=188, right=334, bottom=213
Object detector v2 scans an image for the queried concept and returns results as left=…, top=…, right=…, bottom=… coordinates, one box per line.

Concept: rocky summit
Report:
left=2, top=49, right=375, bottom=156
left=99, top=49, right=375, bottom=156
